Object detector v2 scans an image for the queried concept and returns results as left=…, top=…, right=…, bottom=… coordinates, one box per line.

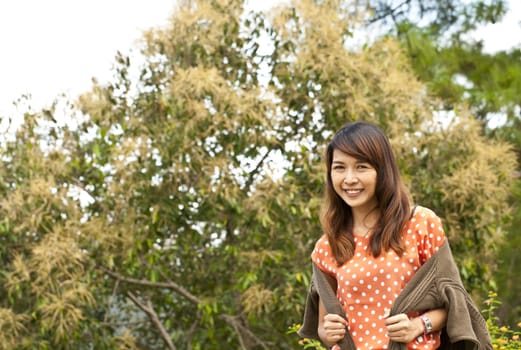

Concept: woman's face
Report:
left=330, top=149, right=378, bottom=213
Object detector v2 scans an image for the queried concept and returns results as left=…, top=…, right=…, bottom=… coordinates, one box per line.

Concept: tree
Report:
left=0, top=0, right=517, bottom=348
left=367, top=0, right=507, bottom=35
left=357, top=0, right=521, bottom=326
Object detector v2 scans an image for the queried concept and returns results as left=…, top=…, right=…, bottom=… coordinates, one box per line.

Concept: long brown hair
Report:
left=320, top=122, right=411, bottom=265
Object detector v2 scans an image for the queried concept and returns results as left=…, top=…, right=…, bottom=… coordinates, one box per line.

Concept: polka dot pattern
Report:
left=313, top=207, right=445, bottom=350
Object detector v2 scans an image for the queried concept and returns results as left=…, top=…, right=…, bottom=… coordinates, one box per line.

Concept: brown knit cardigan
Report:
left=298, top=240, right=493, bottom=350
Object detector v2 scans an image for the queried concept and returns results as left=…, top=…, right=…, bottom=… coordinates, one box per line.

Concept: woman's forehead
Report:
left=332, top=149, right=363, bottom=161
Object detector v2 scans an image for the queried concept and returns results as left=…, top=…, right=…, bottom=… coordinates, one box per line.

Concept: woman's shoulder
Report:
left=411, top=205, right=441, bottom=220
left=406, top=205, right=446, bottom=260
left=312, top=234, right=331, bottom=254
left=311, top=234, right=335, bottom=266
left=409, top=205, right=445, bottom=230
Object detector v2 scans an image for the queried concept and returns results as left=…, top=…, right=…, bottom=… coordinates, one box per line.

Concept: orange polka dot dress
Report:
left=312, top=206, right=446, bottom=350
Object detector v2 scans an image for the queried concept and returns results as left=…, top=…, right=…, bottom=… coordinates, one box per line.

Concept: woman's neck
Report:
left=352, top=208, right=379, bottom=237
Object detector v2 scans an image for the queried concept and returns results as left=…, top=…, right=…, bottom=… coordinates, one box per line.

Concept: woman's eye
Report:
left=332, top=165, right=344, bottom=170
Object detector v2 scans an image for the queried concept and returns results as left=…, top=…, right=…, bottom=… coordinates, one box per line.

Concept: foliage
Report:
left=495, top=173, right=521, bottom=327
left=484, top=292, right=521, bottom=349
left=358, top=0, right=520, bottom=124
left=393, top=24, right=521, bottom=123
left=287, top=324, right=326, bottom=350
left=365, top=0, right=507, bottom=36
left=0, top=0, right=517, bottom=348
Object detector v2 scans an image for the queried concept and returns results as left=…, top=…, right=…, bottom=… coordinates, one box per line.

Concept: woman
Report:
left=298, top=122, right=492, bottom=350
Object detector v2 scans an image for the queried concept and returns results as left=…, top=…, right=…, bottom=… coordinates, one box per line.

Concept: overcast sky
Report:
left=0, top=0, right=520, bottom=121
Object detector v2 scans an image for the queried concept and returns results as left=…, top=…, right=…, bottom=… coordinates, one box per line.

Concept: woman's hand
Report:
left=384, top=313, right=423, bottom=344
left=318, top=297, right=348, bottom=347
left=320, top=313, right=348, bottom=345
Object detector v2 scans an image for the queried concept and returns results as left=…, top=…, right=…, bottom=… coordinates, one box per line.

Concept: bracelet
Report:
left=420, top=315, right=433, bottom=337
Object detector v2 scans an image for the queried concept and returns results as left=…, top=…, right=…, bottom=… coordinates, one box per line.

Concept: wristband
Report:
left=421, top=315, right=433, bottom=336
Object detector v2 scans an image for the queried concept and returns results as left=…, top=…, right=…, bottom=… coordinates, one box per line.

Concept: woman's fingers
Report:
left=324, top=313, right=348, bottom=325
left=384, top=313, right=420, bottom=343
left=323, top=313, right=347, bottom=342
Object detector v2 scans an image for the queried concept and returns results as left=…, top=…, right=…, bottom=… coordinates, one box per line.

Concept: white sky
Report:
left=0, top=0, right=520, bottom=122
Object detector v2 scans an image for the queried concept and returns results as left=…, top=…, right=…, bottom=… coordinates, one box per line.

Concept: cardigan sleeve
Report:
left=298, top=263, right=357, bottom=350
left=388, top=240, right=493, bottom=350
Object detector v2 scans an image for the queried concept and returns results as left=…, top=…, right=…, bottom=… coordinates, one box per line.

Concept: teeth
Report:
left=346, top=189, right=362, bottom=193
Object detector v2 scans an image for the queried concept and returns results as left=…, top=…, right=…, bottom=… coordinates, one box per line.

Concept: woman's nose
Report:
left=343, top=171, right=358, bottom=183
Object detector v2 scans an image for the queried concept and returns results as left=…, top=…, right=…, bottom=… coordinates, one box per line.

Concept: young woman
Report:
left=298, top=122, right=492, bottom=350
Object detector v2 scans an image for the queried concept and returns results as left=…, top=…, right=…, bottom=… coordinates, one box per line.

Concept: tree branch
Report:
left=243, top=148, right=273, bottom=191
left=126, top=291, right=177, bottom=350
left=99, top=265, right=200, bottom=305
left=368, top=0, right=412, bottom=24
left=101, top=265, right=269, bottom=349
left=185, top=313, right=201, bottom=349
left=221, top=314, right=270, bottom=350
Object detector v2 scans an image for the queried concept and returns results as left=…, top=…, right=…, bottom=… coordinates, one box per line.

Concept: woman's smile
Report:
left=331, top=149, right=378, bottom=213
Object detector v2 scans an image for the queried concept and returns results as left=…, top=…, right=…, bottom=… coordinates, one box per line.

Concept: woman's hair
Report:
left=320, top=121, right=411, bottom=265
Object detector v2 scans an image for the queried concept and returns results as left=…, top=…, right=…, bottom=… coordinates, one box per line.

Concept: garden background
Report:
left=0, top=0, right=520, bottom=349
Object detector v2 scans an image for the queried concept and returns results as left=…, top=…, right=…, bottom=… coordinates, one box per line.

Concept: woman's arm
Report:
left=318, top=298, right=348, bottom=348
left=385, top=308, right=447, bottom=343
